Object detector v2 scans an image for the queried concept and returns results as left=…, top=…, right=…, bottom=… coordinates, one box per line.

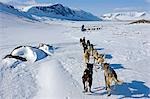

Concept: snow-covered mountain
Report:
left=0, top=2, right=100, bottom=21
left=101, top=11, right=150, bottom=21
left=0, top=2, right=34, bottom=20
left=26, top=4, right=101, bottom=21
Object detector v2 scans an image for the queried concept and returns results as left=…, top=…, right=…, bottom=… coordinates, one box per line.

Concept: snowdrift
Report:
left=0, top=44, right=54, bottom=99
left=0, top=58, right=38, bottom=99
left=4, top=44, right=54, bottom=63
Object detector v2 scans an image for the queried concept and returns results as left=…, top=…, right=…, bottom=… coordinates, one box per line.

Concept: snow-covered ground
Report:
left=0, top=11, right=150, bottom=99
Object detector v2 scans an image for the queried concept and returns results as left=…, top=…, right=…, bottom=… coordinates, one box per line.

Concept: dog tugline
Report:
left=80, top=37, right=122, bottom=96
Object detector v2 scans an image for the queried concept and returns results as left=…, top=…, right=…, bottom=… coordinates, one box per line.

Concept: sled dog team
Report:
left=81, top=25, right=101, bottom=32
left=80, top=37, right=122, bottom=96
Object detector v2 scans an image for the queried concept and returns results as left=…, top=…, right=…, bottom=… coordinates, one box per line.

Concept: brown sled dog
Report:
left=80, top=38, right=88, bottom=53
left=97, top=54, right=105, bottom=66
left=103, top=63, right=122, bottom=96
left=83, top=49, right=90, bottom=63
left=82, top=63, right=93, bottom=92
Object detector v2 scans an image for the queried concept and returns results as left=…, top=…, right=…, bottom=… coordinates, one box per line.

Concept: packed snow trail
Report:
left=33, top=59, right=84, bottom=99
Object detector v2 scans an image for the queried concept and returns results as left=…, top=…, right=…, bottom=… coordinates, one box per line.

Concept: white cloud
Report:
left=24, top=0, right=36, bottom=4
left=0, top=0, right=37, bottom=4
left=0, top=0, right=12, bottom=3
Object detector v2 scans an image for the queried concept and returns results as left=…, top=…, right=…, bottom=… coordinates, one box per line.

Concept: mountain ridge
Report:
left=0, top=2, right=100, bottom=21
left=101, top=11, right=150, bottom=21
left=26, top=3, right=101, bottom=21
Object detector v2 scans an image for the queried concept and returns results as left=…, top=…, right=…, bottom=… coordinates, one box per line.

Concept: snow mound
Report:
left=11, top=46, right=37, bottom=62
left=5, top=44, right=54, bottom=63
left=0, top=58, right=37, bottom=99
left=0, top=44, right=54, bottom=99
left=101, top=11, right=150, bottom=21
left=38, top=43, right=54, bottom=56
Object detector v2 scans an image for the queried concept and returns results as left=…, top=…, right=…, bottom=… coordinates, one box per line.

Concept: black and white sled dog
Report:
left=82, top=63, right=93, bottom=92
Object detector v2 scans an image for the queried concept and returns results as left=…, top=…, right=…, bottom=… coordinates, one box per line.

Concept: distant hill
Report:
left=101, top=11, right=150, bottom=21
left=129, top=19, right=150, bottom=24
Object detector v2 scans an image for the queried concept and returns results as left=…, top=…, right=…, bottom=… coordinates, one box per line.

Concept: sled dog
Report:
left=82, top=63, right=93, bottom=92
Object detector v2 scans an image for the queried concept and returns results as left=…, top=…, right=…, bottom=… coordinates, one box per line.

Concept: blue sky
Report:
left=1, top=0, right=150, bottom=15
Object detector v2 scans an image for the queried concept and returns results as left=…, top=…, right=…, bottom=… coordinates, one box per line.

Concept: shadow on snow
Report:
left=105, top=54, right=113, bottom=59
left=110, top=64, right=125, bottom=70
left=111, top=80, right=150, bottom=99
left=91, top=80, right=150, bottom=99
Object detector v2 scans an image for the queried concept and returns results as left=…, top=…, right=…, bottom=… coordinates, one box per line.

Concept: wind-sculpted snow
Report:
left=0, top=58, right=37, bottom=99
left=0, top=44, right=54, bottom=99
left=4, top=44, right=54, bottom=63
left=38, top=43, right=54, bottom=56
left=11, top=46, right=37, bottom=62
